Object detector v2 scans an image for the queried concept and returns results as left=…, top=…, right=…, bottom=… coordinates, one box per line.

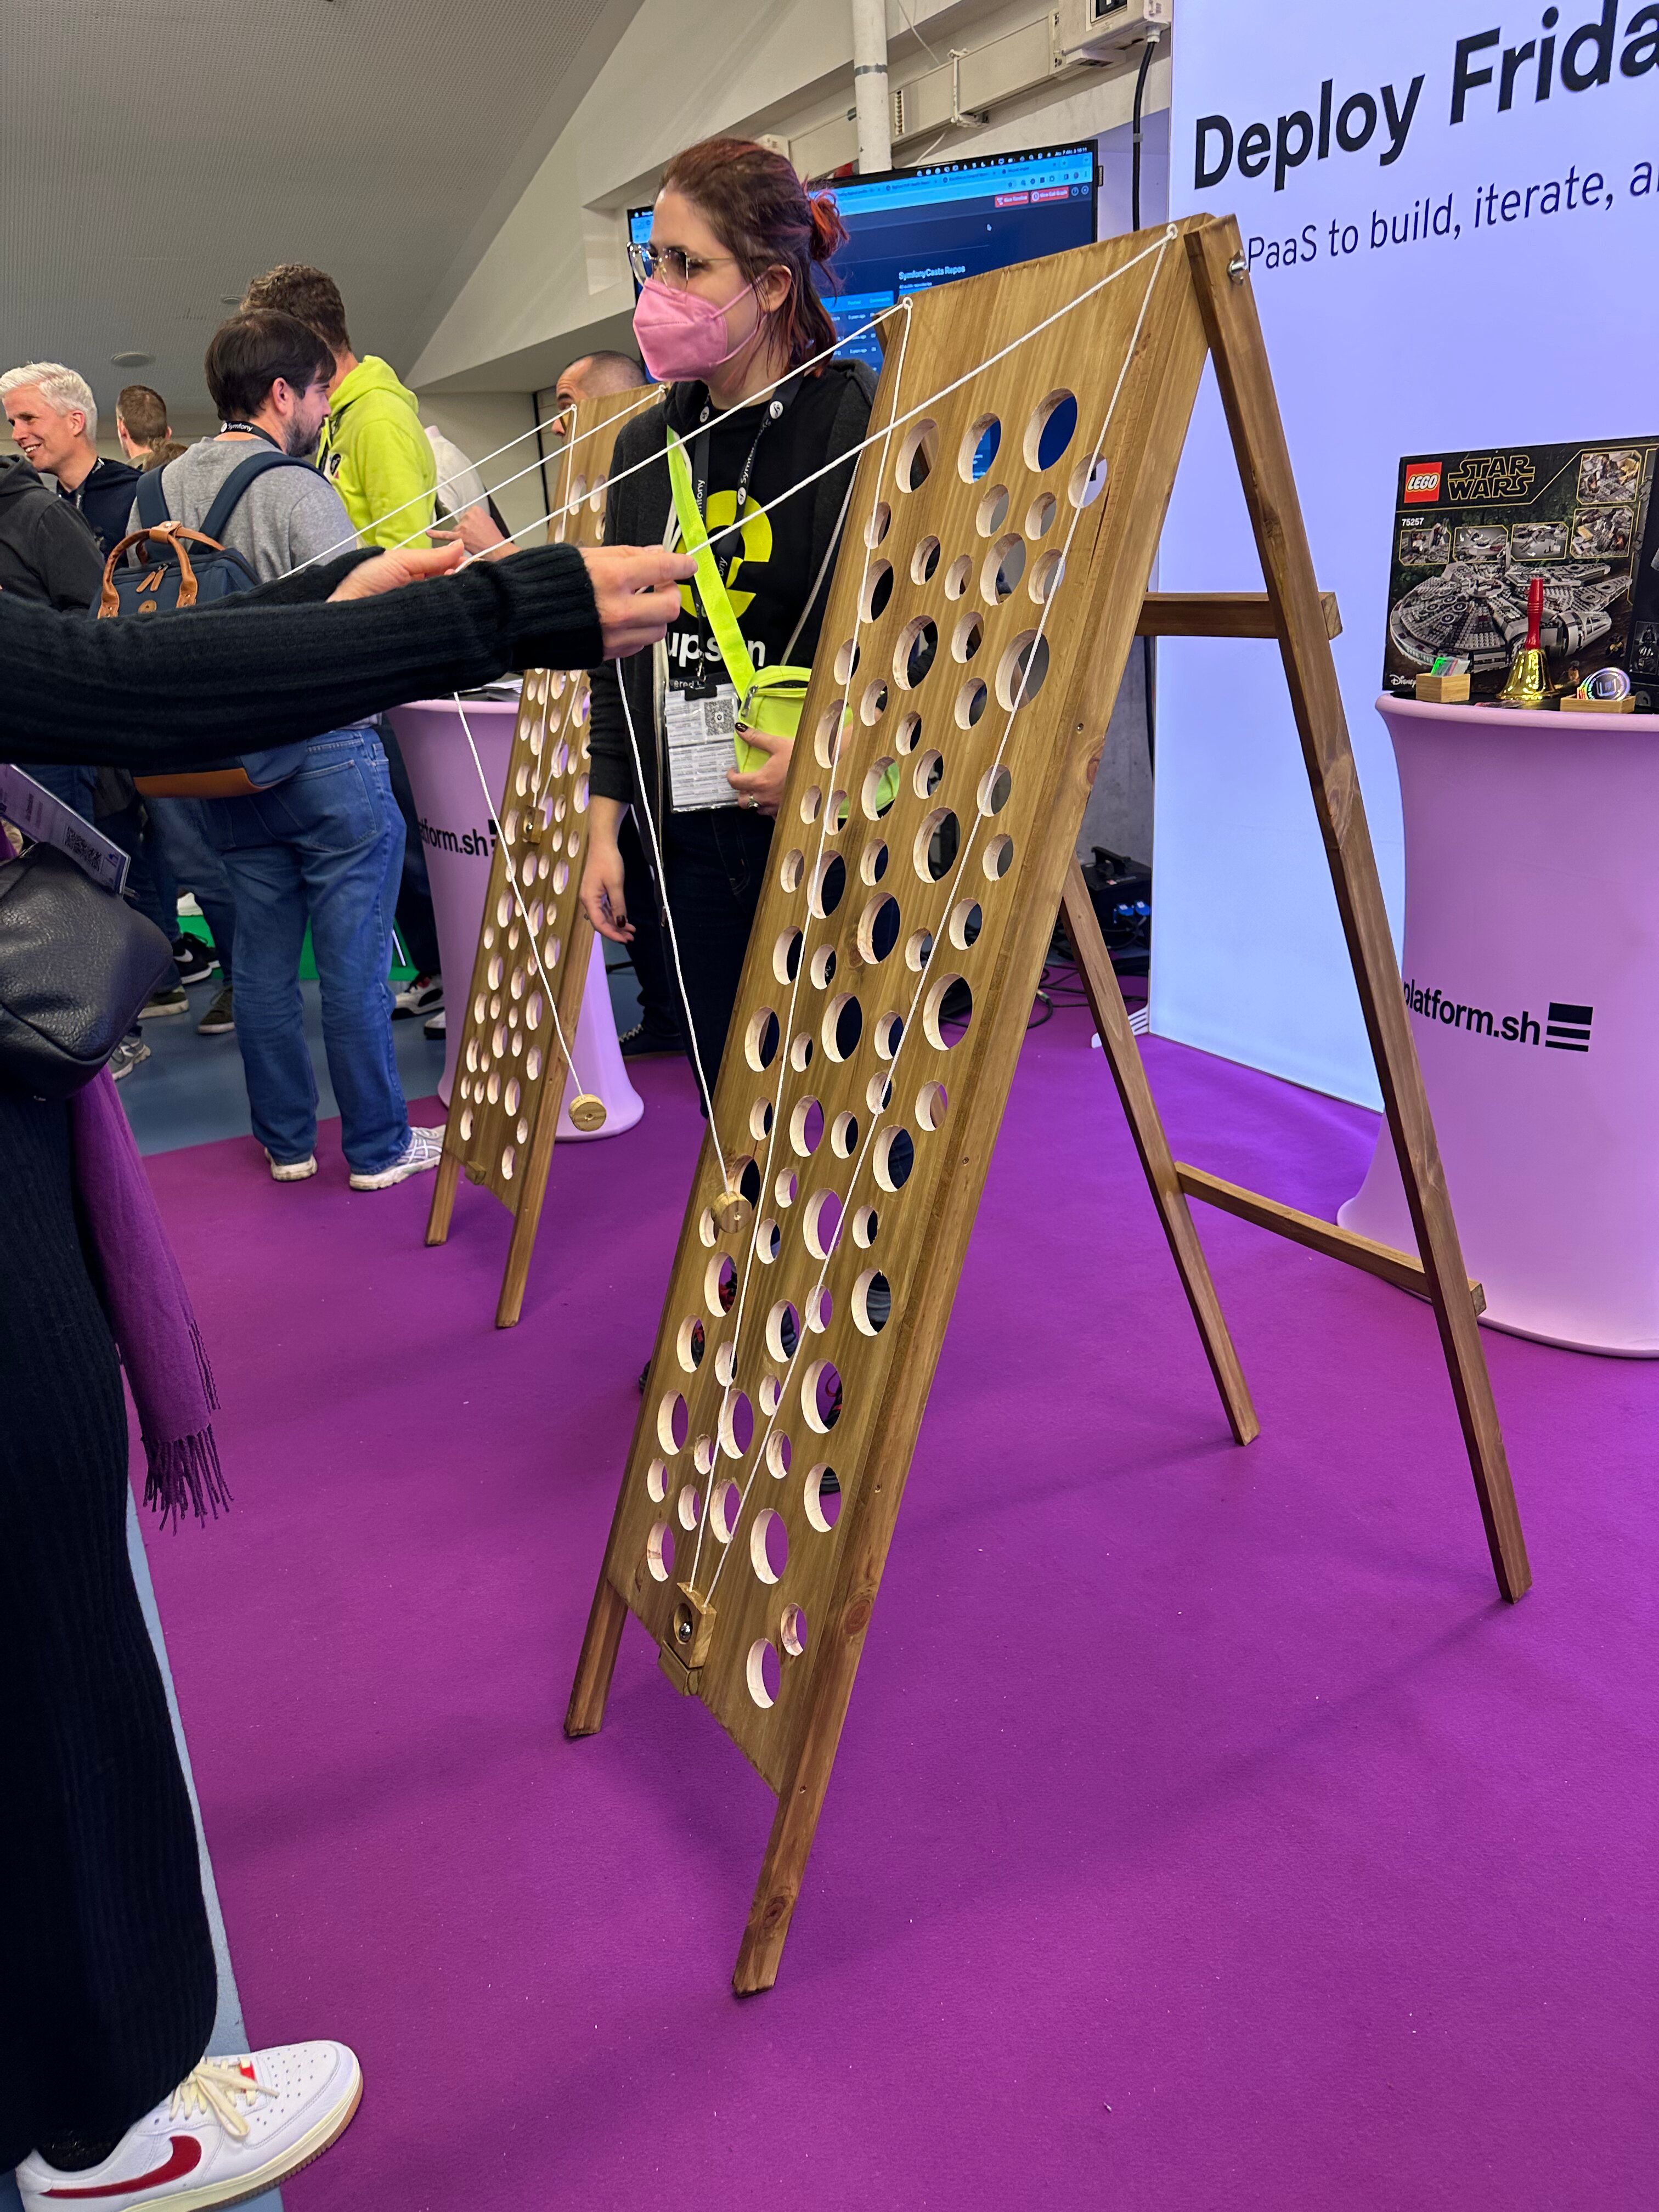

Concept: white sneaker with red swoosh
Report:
left=15, top=2041, right=362, bottom=2210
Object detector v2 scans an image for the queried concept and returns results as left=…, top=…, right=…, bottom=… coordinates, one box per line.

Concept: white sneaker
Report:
left=392, top=973, right=442, bottom=1019
left=266, top=1150, right=317, bottom=1182
left=16, top=2041, right=362, bottom=2211
left=348, top=1122, right=444, bottom=1191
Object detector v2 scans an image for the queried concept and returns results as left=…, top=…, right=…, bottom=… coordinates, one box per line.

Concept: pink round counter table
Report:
left=388, top=698, right=642, bottom=1139
left=1339, top=694, right=1659, bottom=1355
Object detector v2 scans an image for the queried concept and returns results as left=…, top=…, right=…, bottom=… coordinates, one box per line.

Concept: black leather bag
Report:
left=0, top=842, right=174, bottom=1098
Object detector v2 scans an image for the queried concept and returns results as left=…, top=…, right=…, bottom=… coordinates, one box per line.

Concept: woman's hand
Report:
left=581, top=545, right=695, bottom=660
left=580, top=798, right=634, bottom=944
left=434, top=509, right=512, bottom=560
left=726, top=725, right=792, bottom=818
left=326, top=541, right=466, bottom=601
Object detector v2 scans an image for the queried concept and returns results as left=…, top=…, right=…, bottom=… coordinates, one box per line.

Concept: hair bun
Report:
left=808, top=190, right=849, bottom=264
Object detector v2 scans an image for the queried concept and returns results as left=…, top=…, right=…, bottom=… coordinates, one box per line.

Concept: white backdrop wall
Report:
left=1156, top=1, right=1659, bottom=1105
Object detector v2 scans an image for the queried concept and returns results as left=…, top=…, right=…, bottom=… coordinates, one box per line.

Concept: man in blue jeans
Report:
left=144, top=307, right=441, bottom=1188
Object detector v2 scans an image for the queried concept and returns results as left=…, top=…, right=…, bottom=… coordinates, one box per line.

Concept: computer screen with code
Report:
left=628, top=139, right=1098, bottom=376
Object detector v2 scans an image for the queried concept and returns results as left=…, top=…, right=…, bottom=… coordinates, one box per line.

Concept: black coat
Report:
left=0, top=457, right=105, bottom=611
left=587, top=360, right=876, bottom=816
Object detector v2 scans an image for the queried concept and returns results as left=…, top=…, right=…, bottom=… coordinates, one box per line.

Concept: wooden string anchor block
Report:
left=424, top=390, right=639, bottom=1327
left=567, top=215, right=1531, bottom=1997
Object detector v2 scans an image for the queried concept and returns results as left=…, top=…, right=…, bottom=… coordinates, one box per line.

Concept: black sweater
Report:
left=0, top=457, right=105, bottom=612
left=587, top=361, right=875, bottom=816
left=1, top=542, right=602, bottom=772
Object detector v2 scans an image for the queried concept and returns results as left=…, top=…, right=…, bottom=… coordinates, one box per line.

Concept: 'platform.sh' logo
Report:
left=1545, top=1002, right=1594, bottom=1053
left=1403, top=461, right=1443, bottom=505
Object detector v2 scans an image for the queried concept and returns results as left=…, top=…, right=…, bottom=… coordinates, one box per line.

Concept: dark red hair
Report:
left=659, top=138, right=849, bottom=370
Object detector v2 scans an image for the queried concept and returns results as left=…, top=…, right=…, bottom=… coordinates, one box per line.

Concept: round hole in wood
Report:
left=781, top=1604, right=809, bottom=1658
left=861, top=758, right=898, bottom=819
left=995, top=631, right=1050, bottom=712
left=790, top=1031, right=814, bottom=1073
left=676, top=1483, right=702, bottom=1530
left=774, top=1167, right=798, bottom=1210
left=916, top=1080, right=950, bottom=1131
left=857, top=894, right=900, bottom=965
left=773, top=929, right=804, bottom=986
left=745, top=1008, right=781, bottom=1070
left=704, top=1252, right=737, bottom=1316
left=860, top=679, right=889, bottom=726
left=813, top=705, right=847, bottom=770
left=760, top=1375, right=782, bottom=1417
left=831, top=1109, right=860, bottom=1157
left=853, top=1204, right=879, bottom=1248
left=800, top=785, right=823, bottom=826
left=958, top=412, right=1001, bottom=482
left=983, top=832, right=1015, bottom=880
left=951, top=610, right=984, bottom=663
left=766, top=1431, right=792, bottom=1479
left=895, top=417, right=938, bottom=493
left=715, top=1338, right=738, bottom=1386
left=948, top=898, right=983, bottom=949
left=893, top=615, right=938, bottom=691
left=822, top=992, right=864, bottom=1062
left=861, top=839, right=890, bottom=887
left=982, top=533, right=1026, bottom=603
left=806, top=1283, right=833, bottom=1334
left=924, top=972, right=973, bottom=1049
left=853, top=1268, right=893, bottom=1335
left=803, top=1187, right=844, bottom=1260
left=746, top=1637, right=782, bottom=1708
left=874, top=1010, right=904, bottom=1060
left=657, top=1391, right=690, bottom=1454
left=718, top=1390, right=754, bottom=1461
left=805, top=1464, right=842, bottom=1532
left=910, top=534, right=940, bottom=584
left=912, top=748, right=944, bottom=799
left=766, top=1300, right=802, bottom=1364
left=1024, top=388, right=1079, bottom=471
left=975, top=482, right=1009, bottom=537
left=874, top=1126, right=915, bottom=1190
left=647, top=1521, right=675, bottom=1581
left=1069, top=453, right=1109, bottom=509
left=810, top=944, right=837, bottom=990
left=802, top=1357, right=843, bottom=1433
left=832, top=636, right=860, bottom=685
left=954, top=678, right=988, bottom=731
left=913, top=808, right=959, bottom=883
left=1029, top=548, right=1065, bottom=603
left=944, top=554, right=972, bottom=600
left=789, top=1096, right=824, bottom=1155
left=757, top=1216, right=782, bottom=1263
left=749, top=1097, right=774, bottom=1142
left=894, top=712, right=922, bottom=756
left=780, top=847, right=805, bottom=894
left=751, top=1507, right=788, bottom=1585
left=860, top=559, right=894, bottom=623
left=647, top=1457, right=670, bottom=1503
left=865, top=499, right=891, bottom=547
left=809, top=852, right=847, bottom=919
left=693, top=1434, right=716, bottom=1478
left=710, top=1477, right=742, bottom=1543
left=905, top=927, right=933, bottom=973
left=978, top=763, right=1014, bottom=817
left=1025, top=489, right=1058, bottom=539
left=676, top=1316, right=706, bottom=1371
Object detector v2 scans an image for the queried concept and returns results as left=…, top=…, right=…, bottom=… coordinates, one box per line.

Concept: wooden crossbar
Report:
left=1138, top=589, right=1342, bottom=639
left=1174, top=1163, right=1486, bottom=1312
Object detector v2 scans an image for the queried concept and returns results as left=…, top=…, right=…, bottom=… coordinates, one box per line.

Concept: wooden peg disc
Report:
left=712, top=1190, right=753, bottom=1237
left=568, top=1093, right=608, bottom=1133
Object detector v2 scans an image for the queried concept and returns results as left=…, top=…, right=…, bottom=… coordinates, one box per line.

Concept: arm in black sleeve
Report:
left=0, top=542, right=602, bottom=771
left=586, top=656, right=635, bottom=804
left=30, top=500, right=106, bottom=614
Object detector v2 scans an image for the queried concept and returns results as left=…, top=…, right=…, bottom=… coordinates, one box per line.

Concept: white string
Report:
left=450, top=692, right=584, bottom=1103
left=687, top=295, right=917, bottom=1588
left=284, top=301, right=903, bottom=579
left=438, top=230, right=1175, bottom=578
left=702, top=227, right=1177, bottom=1604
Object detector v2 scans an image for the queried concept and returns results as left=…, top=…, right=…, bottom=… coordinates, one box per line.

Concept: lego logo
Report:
left=1403, top=462, right=1443, bottom=505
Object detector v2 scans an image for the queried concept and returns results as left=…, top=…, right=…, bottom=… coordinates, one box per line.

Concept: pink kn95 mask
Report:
left=633, top=276, right=760, bottom=385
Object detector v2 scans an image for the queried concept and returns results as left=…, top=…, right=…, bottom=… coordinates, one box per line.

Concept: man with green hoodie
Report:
left=240, top=264, right=445, bottom=1014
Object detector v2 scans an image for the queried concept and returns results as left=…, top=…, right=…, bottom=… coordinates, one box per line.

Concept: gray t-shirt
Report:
left=129, top=437, right=356, bottom=582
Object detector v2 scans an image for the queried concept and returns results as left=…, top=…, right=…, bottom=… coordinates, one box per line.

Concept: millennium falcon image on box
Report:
left=1389, top=552, right=1630, bottom=673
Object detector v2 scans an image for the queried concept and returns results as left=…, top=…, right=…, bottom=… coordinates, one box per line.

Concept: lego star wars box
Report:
left=1383, top=438, right=1659, bottom=706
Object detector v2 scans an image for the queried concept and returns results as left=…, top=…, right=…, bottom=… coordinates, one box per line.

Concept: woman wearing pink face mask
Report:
left=583, top=137, right=874, bottom=1096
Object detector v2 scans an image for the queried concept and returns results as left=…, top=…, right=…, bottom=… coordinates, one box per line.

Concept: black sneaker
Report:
left=423, top=1008, right=445, bottom=1040
left=619, top=1020, right=684, bottom=1059
left=173, top=935, right=215, bottom=986
left=142, top=981, right=190, bottom=1019
left=108, top=1037, right=151, bottom=1081
left=196, top=983, right=234, bottom=1036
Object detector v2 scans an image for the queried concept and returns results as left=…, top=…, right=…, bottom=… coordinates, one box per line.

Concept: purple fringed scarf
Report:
left=68, top=1068, right=229, bottom=1527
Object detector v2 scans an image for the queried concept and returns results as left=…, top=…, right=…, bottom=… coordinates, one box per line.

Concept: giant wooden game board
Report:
left=566, top=216, right=1532, bottom=1993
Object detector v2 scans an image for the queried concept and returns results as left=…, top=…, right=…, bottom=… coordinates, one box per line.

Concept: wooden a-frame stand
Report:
left=566, top=216, right=1531, bottom=1999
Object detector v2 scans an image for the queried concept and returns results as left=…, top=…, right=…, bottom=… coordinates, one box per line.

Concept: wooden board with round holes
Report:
left=425, top=387, right=651, bottom=1328
left=567, top=216, right=1530, bottom=1991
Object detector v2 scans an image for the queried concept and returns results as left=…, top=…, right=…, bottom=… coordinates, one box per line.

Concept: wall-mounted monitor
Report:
left=628, top=138, right=1098, bottom=375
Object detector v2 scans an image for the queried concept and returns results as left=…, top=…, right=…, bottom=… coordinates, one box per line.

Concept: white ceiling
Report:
left=0, top=0, right=644, bottom=426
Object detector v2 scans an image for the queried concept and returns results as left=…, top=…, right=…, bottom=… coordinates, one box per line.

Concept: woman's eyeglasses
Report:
left=627, top=240, right=733, bottom=290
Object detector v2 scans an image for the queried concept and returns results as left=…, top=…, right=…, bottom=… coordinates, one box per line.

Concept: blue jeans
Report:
left=146, top=797, right=236, bottom=982
left=25, top=761, right=97, bottom=823
left=205, top=731, right=409, bottom=1173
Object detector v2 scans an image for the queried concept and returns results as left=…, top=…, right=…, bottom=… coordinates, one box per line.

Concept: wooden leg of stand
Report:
left=1061, top=862, right=1259, bottom=1447
left=733, top=1628, right=862, bottom=1995
left=425, top=1150, right=460, bottom=1248
left=1187, top=219, right=1531, bottom=1601
left=565, top=1578, right=628, bottom=1740
left=496, top=1188, right=543, bottom=1329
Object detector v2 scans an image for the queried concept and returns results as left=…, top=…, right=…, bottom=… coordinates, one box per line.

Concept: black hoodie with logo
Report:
left=0, top=456, right=105, bottom=611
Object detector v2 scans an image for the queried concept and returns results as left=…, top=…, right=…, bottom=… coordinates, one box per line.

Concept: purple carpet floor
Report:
left=136, top=1011, right=1657, bottom=2211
